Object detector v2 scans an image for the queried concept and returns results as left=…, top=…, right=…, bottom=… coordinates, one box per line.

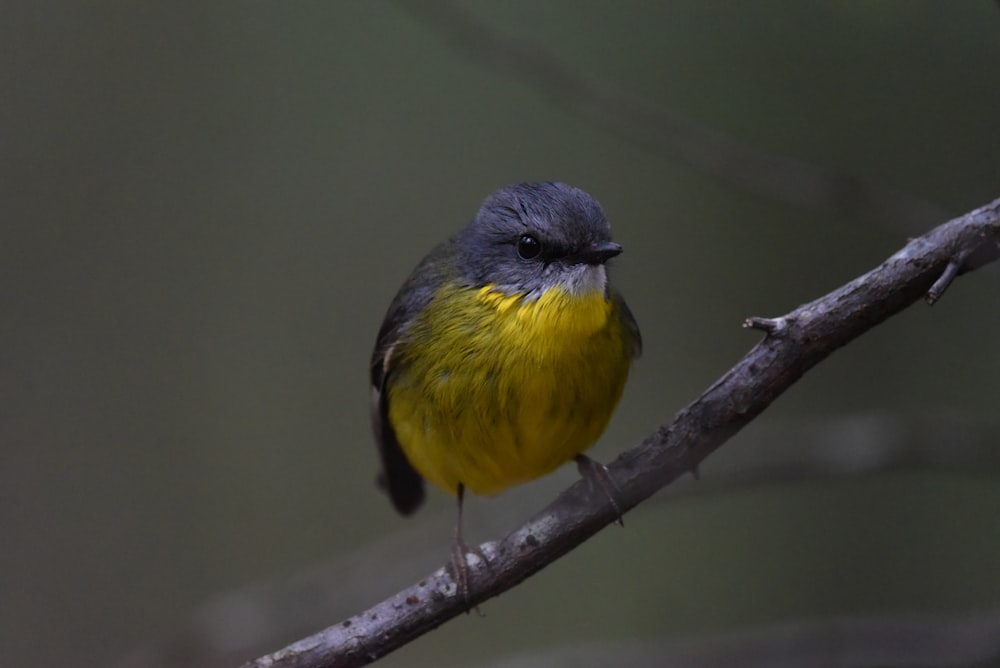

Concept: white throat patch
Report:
left=558, top=263, right=608, bottom=296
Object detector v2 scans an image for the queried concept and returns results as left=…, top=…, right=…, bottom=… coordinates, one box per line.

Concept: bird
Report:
left=370, top=181, right=641, bottom=599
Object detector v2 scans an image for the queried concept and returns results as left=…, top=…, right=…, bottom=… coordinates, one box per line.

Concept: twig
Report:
left=394, top=0, right=950, bottom=228
left=473, top=609, right=1000, bottom=667
left=241, top=198, right=1000, bottom=667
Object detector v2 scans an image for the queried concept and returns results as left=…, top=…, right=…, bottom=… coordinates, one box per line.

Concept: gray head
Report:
left=454, top=182, right=621, bottom=297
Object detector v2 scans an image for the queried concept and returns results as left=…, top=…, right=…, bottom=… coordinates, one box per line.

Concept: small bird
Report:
left=370, top=182, right=641, bottom=597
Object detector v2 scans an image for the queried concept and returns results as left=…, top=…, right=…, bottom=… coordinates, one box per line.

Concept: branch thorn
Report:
left=744, top=316, right=786, bottom=335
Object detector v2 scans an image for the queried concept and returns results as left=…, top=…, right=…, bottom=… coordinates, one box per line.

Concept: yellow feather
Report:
left=387, top=282, right=634, bottom=496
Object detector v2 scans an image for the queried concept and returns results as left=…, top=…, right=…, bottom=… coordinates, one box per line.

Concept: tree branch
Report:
left=117, top=414, right=1000, bottom=668
left=240, top=196, right=1000, bottom=667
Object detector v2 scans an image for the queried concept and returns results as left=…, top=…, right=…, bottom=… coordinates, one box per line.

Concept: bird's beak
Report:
left=577, top=240, right=623, bottom=265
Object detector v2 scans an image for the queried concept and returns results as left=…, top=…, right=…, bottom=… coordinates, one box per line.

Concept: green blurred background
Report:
left=3, top=2, right=999, bottom=667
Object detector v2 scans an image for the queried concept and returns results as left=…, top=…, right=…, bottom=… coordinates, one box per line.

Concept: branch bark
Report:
left=115, top=416, right=1000, bottom=668
left=240, top=197, right=1000, bottom=668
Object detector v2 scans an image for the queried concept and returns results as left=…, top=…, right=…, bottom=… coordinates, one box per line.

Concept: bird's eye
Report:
left=516, top=234, right=541, bottom=260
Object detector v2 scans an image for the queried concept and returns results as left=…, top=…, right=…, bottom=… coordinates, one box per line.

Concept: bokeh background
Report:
left=3, top=2, right=1000, bottom=667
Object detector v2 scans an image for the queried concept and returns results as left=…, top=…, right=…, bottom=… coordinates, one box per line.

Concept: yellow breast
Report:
left=387, top=282, right=634, bottom=496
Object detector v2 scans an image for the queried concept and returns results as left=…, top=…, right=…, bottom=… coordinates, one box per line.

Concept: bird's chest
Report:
left=405, top=284, right=624, bottom=415
left=390, top=284, right=628, bottom=495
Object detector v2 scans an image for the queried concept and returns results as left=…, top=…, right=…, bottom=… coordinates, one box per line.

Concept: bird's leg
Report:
left=575, top=454, right=624, bottom=526
left=449, top=483, right=487, bottom=613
